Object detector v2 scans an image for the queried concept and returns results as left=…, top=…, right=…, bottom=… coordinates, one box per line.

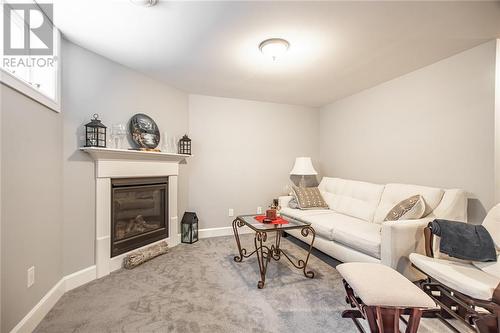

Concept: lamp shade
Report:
left=290, top=157, right=318, bottom=175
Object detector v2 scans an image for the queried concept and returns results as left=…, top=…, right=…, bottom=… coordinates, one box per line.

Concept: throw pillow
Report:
left=292, top=186, right=329, bottom=210
left=288, top=197, right=300, bottom=209
left=384, top=195, right=426, bottom=221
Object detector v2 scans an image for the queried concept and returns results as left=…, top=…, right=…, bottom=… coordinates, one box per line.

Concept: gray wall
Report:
left=0, top=81, right=3, bottom=331
left=1, top=84, right=63, bottom=332
left=61, top=40, right=189, bottom=275
left=188, top=95, right=320, bottom=229
left=319, top=41, right=496, bottom=223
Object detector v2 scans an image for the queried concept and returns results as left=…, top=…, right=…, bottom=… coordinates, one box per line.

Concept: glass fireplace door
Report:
left=111, top=177, right=168, bottom=257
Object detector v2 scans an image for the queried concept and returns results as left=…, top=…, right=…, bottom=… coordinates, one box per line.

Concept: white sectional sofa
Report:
left=279, top=177, right=467, bottom=280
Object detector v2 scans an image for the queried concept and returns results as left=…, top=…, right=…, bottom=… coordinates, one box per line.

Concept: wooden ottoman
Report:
left=337, top=263, right=435, bottom=333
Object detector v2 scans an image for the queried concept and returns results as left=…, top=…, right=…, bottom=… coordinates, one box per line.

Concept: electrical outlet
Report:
left=228, top=208, right=234, bottom=217
left=257, top=206, right=262, bottom=214
left=27, top=266, right=35, bottom=288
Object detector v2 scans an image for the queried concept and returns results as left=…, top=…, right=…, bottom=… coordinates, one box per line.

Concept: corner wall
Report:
left=61, top=40, right=190, bottom=276
left=0, top=79, right=3, bottom=332
left=188, top=95, right=320, bottom=230
left=319, top=40, right=496, bottom=223
left=1, top=84, right=64, bottom=333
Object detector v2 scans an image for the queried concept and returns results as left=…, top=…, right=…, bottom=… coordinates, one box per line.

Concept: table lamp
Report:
left=290, top=157, right=318, bottom=188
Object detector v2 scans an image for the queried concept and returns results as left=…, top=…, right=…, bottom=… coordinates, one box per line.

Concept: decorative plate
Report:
left=129, top=113, right=160, bottom=149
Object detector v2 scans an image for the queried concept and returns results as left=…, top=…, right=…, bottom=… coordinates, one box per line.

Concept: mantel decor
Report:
left=129, top=113, right=160, bottom=149
left=178, top=134, right=192, bottom=155
left=84, top=114, right=107, bottom=148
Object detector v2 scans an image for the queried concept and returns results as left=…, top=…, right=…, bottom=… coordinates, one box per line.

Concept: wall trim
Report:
left=9, top=228, right=245, bottom=333
left=9, top=265, right=97, bottom=333
left=8, top=279, right=65, bottom=333
left=177, top=226, right=253, bottom=241
left=63, top=265, right=97, bottom=292
left=199, top=226, right=252, bottom=239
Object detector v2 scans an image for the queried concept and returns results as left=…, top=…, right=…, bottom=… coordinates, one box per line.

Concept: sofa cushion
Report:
left=374, top=184, right=444, bottom=223
left=304, top=214, right=337, bottom=241
left=282, top=207, right=382, bottom=258
left=331, top=217, right=382, bottom=259
left=280, top=208, right=336, bottom=240
left=318, top=177, right=384, bottom=222
left=410, top=253, right=500, bottom=301
left=280, top=207, right=332, bottom=221
left=304, top=213, right=365, bottom=241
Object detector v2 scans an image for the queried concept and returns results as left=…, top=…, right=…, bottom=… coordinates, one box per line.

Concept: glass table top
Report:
left=236, top=214, right=311, bottom=232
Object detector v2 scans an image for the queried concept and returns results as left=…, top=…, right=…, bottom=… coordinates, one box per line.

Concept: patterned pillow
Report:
left=384, top=195, right=426, bottom=221
left=292, top=186, right=329, bottom=210
left=288, top=197, right=300, bottom=209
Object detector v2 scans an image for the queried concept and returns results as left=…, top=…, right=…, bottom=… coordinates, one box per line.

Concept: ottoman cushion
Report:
left=337, top=263, right=435, bottom=308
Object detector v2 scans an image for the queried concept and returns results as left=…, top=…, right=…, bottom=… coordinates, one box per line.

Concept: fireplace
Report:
left=111, top=177, right=168, bottom=257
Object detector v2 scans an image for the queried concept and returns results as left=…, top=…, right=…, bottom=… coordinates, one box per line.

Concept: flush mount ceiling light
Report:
left=130, top=0, right=159, bottom=7
left=259, top=38, right=290, bottom=61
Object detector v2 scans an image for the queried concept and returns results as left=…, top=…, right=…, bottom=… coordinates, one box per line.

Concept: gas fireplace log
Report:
left=123, top=241, right=169, bottom=269
left=115, top=215, right=161, bottom=240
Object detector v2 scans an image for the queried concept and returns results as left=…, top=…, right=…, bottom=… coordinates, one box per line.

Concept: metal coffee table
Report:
left=232, top=214, right=316, bottom=289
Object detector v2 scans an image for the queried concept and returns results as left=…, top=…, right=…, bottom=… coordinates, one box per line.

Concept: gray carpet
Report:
left=35, top=235, right=472, bottom=333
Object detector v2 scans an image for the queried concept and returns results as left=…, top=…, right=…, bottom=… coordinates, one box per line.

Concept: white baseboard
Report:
left=176, top=226, right=253, bottom=241
left=199, top=226, right=252, bottom=238
left=9, top=279, right=65, bottom=333
left=63, top=265, right=96, bottom=292
left=9, top=228, right=248, bottom=333
left=9, top=265, right=97, bottom=333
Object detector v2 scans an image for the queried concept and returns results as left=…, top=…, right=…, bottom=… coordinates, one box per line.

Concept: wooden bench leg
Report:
left=363, top=307, right=423, bottom=333
left=405, top=309, right=423, bottom=333
left=342, top=280, right=426, bottom=333
left=473, top=314, right=499, bottom=333
left=375, top=307, right=400, bottom=333
left=342, top=309, right=367, bottom=333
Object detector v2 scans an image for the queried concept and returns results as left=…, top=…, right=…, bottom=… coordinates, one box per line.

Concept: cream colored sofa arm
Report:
left=278, top=195, right=293, bottom=209
left=381, top=218, right=432, bottom=281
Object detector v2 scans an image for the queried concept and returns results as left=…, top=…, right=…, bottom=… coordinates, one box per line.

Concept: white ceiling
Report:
left=53, top=0, right=500, bottom=107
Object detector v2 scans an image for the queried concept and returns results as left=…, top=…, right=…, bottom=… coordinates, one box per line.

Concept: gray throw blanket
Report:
left=429, top=219, right=497, bottom=262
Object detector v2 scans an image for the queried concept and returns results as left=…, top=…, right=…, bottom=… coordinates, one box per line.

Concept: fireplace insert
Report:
left=111, top=177, right=168, bottom=257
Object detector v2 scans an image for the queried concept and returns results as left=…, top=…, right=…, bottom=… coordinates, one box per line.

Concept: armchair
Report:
left=410, top=204, right=500, bottom=333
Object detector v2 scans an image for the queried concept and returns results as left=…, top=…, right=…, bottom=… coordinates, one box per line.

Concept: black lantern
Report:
left=181, top=212, right=198, bottom=244
left=178, top=134, right=191, bottom=155
left=84, top=114, right=107, bottom=148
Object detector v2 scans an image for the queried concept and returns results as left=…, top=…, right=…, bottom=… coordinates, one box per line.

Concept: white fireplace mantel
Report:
left=81, top=147, right=189, bottom=278
left=80, top=147, right=190, bottom=162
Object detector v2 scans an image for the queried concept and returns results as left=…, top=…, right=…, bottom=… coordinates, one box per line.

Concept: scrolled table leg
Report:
left=254, top=231, right=268, bottom=289
left=300, top=226, right=316, bottom=278
left=232, top=218, right=247, bottom=262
